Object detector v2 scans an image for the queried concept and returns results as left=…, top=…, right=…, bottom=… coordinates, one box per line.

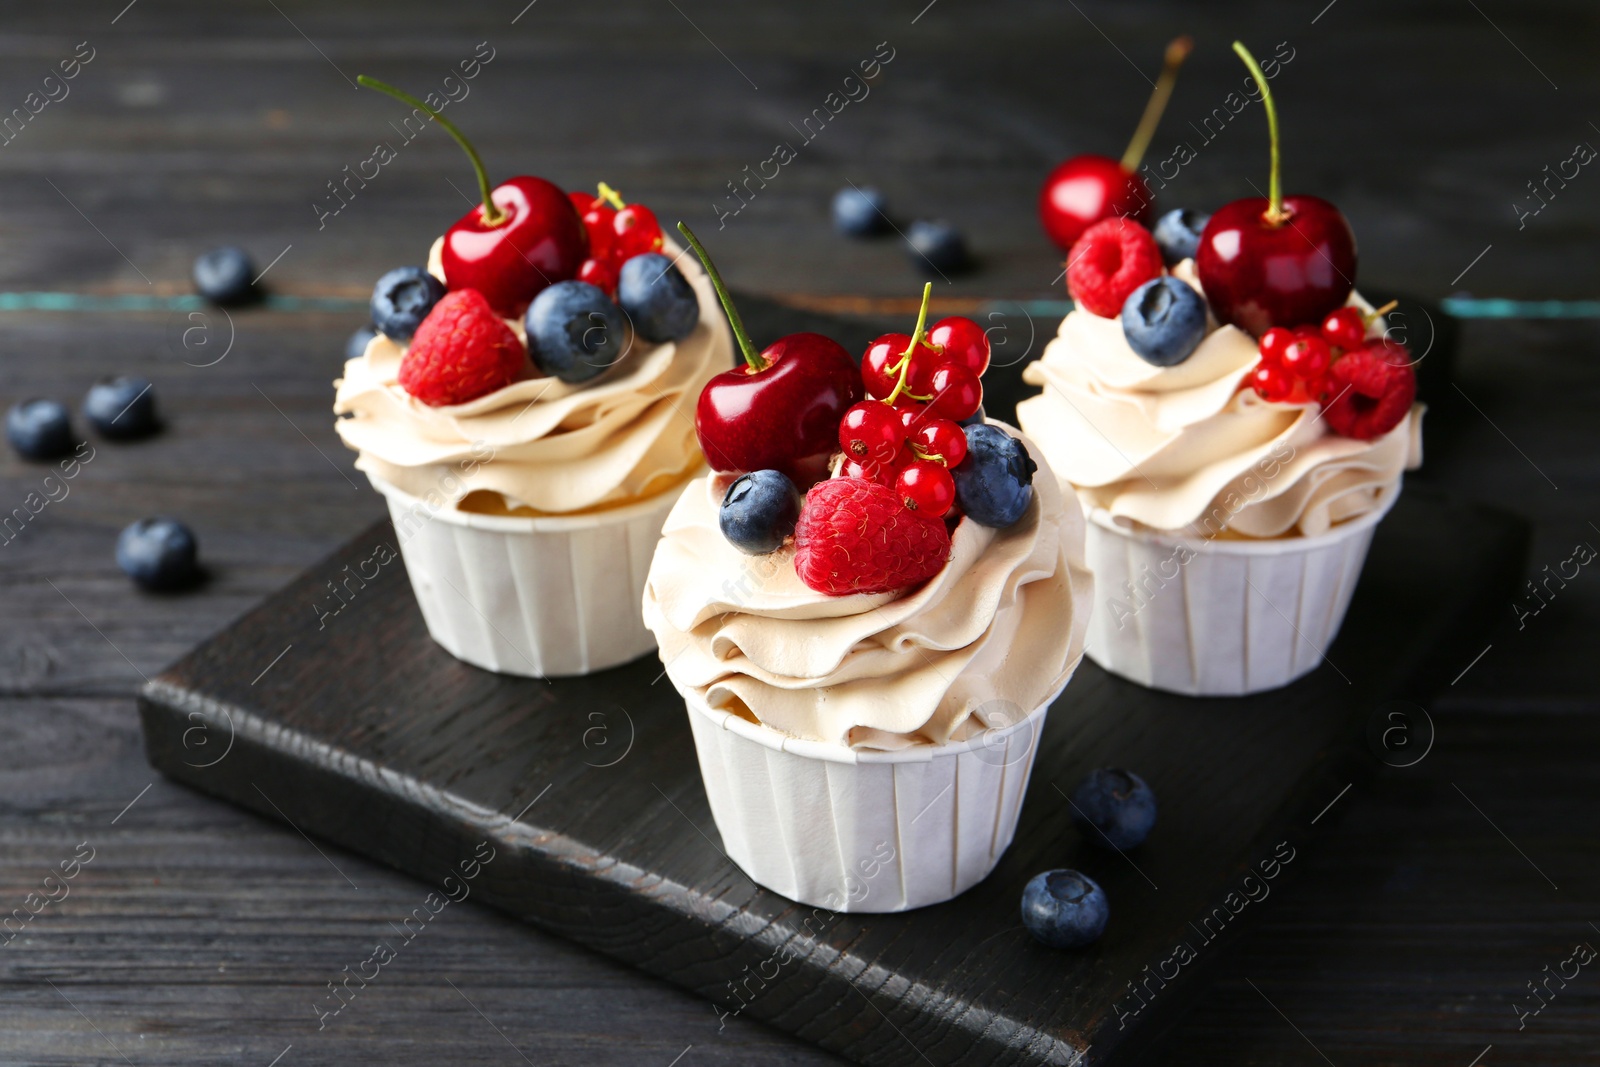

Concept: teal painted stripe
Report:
left=0, top=292, right=369, bottom=313
left=983, top=297, right=1600, bottom=320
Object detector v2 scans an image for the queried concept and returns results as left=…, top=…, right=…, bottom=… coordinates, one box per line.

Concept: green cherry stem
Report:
left=357, top=75, right=506, bottom=227
left=885, top=283, right=935, bottom=405
left=1120, top=35, right=1193, bottom=173
left=677, top=222, right=766, bottom=372
left=1231, top=41, right=1285, bottom=226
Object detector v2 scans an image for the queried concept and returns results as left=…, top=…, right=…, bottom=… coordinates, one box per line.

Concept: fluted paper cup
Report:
left=370, top=474, right=688, bottom=677
left=1083, top=487, right=1399, bottom=696
left=680, top=686, right=1064, bottom=913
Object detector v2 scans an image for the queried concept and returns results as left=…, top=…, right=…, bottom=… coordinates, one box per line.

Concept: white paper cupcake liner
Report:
left=1083, top=487, right=1399, bottom=696
left=370, top=474, right=687, bottom=677
left=681, top=686, right=1064, bottom=913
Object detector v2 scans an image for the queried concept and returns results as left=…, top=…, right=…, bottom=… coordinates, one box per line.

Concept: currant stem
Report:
left=1365, top=299, right=1399, bottom=322
left=885, top=283, right=935, bottom=405
left=1231, top=42, right=1285, bottom=225
left=1120, top=35, right=1193, bottom=173
left=357, top=75, right=506, bottom=226
left=597, top=182, right=626, bottom=210
left=677, top=222, right=766, bottom=372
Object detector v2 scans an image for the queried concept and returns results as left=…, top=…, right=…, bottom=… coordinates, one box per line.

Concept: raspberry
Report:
left=1066, top=217, right=1163, bottom=318
left=398, top=289, right=526, bottom=407
left=1321, top=339, right=1416, bottom=441
left=794, top=477, right=951, bottom=596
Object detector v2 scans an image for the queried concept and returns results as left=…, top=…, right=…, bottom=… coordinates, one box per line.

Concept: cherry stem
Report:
left=1231, top=42, right=1285, bottom=225
left=1120, top=35, right=1193, bottom=173
left=357, top=76, right=506, bottom=227
left=676, top=222, right=766, bottom=372
left=597, top=182, right=626, bottom=210
left=885, top=283, right=935, bottom=405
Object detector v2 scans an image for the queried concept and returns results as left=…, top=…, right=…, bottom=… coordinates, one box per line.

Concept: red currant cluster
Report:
left=1251, top=303, right=1389, bottom=403
left=835, top=285, right=989, bottom=519
left=568, top=182, right=664, bottom=294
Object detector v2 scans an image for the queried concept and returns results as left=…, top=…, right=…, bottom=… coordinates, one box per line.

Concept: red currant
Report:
left=914, top=418, right=967, bottom=468
left=895, top=399, right=929, bottom=433
left=1281, top=336, right=1331, bottom=380
left=861, top=334, right=938, bottom=399
left=1320, top=307, right=1366, bottom=352
left=841, top=457, right=895, bottom=485
left=577, top=257, right=618, bottom=294
left=838, top=401, right=906, bottom=468
left=1292, top=324, right=1320, bottom=339
left=926, top=316, right=990, bottom=377
left=569, top=192, right=617, bottom=263
left=895, top=460, right=956, bottom=518
left=1251, top=362, right=1292, bottom=402
left=1258, top=326, right=1295, bottom=364
left=925, top=362, right=982, bottom=421
left=613, top=204, right=664, bottom=260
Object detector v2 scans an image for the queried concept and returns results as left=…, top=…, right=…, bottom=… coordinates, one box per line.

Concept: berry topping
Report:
left=1319, top=306, right=1367, bottom=351
left=370, top=266, right=447, bottom=340
left=862, top=333, right=938, bottom=399
left=1280, top=334, right=1330, bottom=381
left=793, top=477, right=952, bottom=596
left=838, top=401, right=907, bottom=471
left=832, top=186, right=890, bottom=237
left=913, top=418, right=968, bottom=468
left=1257, top=326, right=1295, bottom=363
left=617, top=252, right=700, bottom=344
left=577, top=257, right=618, bottom=295
left=6, top=398, right=73, bottom=460
left=594, top=183, right=664, bottom=260
left=1321, top=340, right=1416, bottom=441
left=951, top=424, right=1036, bottom=528
left=926, top=362, right=983, bottom=421
left=84, top=376, right=159, bottom=439
left=117, top=517, right=200, bottom=592
left=926, top=316, right=991, bottom=377
left=193, top=246, right=257, bottom=306
left=1151, top=208, right=1210, bottom=266
left=524, top=280, right=627, bottom=384
left=1249, top=361, right=1292, bottom=403
left=719, top=470, right=802, bottom=555
left=1070, top=768, right=1158, bottom=850
left=569, top=190, right=617, bottom=263
left=895, top=460, right=956, bottom=519
left=398, top=289, right=527, bottom=406
left=1021, top=869, right=1109, bottom=950
left=1120, top=276, right=1207, bottom=367
left=906, top=219, right=970, bottom=275
left=1066, top=217, right=1163, bottom=318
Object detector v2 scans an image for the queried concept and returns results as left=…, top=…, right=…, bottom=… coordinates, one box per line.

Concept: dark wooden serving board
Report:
left=136, top=484, right=1523, bottom=1066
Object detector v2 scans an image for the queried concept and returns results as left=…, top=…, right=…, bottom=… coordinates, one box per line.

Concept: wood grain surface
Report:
left=0, top=1, right=1596, bottom=1064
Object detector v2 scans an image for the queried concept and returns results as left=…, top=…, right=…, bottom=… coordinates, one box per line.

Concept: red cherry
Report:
left=614, top=204, right=664, bottom=260
left=577, top=257, right=618, bottom=294
left=1320, top=306, right=1366, bottom=351
left=1038, top=155, right=1153, bottom=253
left=570, top=192, right=617, bottom=263
left=1251, top=362, right=1291, bottom=402
left=914, top=418, right=968, bottom=468
left=1281, top=336, right=1330, bottom=380
left=839, top=401, right=907, bottom=469
left=926, top=362, right=982, bottom=421
left=895, top=460, right=956, bottom=519
left=926, top=316, right=991, bottom=377
left=1258, top=326, right=1294, bottom=363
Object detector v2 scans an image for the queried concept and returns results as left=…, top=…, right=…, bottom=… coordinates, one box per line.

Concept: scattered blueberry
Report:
left=345, top=324, right=378, bottom=361
left=952, top=424, right=1035, bottom=527
left=84, top=376, right=158, bottom=439
left=116, top=517, right=200, bottom=591
left=193, top=246, right=257, bottom=305
left=906, top=219, right=970, bottom=275
left=1070, top=768, right=1158, bottom=850
left=1152, top=208, right=1211, bottom=267
left=525, top=281, right=626, bottom=383
left=1021, top=869, right=1109, bottom=949
left=6, top=399, right=73, bottom=460
left=832, top=186, right=890, bottom=237
left=1120, top=277, right=1207, bottom=367
left=958, top=404, right=987, bottom=428
left=719, top=470, right=802, bottom=554
left=617, top=253, right=700, bottom=344
left=370, top=266, right=446, bottom=340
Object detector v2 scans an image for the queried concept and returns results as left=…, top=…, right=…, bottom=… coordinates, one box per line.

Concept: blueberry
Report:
left=525, top=281, right=627, bottom=384
left=116, top=517, right=200, bottom=591
left=6, top=399, right=73, bottom=460
left=1120, top=277, right=1207, bottom=367
left=617, top=253, right=700, bottom=344
left=906, top=219, right=970, bottom=275
left=952, top=424, right=1035, bottom=527
left=832, top=186, right=890, bottom=237
left=370, top=266, right=446, bottom=341
left=192, top=246, right=256, bottom=305
left=1070, top=768, right=1157, bottom=850
left=84, top=376, right=158, bottom=439
left=958, top=404, right=987, bottom=428
left=1152, top=208, right=1211, bottom=267
left=1021, top=869, right=1109, bottom=949
left=345, top=324, right=378, bottom=361
left=719, top=470, right=802, bottom=555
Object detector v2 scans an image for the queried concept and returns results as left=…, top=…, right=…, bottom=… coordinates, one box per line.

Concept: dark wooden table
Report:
left=1, top=2, right=1595, bottom=1064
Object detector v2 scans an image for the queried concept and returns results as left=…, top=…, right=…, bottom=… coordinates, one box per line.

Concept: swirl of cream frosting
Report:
left=333, top=237, right=731, bottom=515
left=1017, top=261, right=1423, bottom=538
left=642, top=430, right=1093, bottom=750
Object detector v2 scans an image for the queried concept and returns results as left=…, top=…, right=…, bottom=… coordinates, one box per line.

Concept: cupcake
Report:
left=1018, top=41, right=1422, bottom=696
left=644, top=231, right=1092, bottom=912
left=333, top=78, right=730, bottom=676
